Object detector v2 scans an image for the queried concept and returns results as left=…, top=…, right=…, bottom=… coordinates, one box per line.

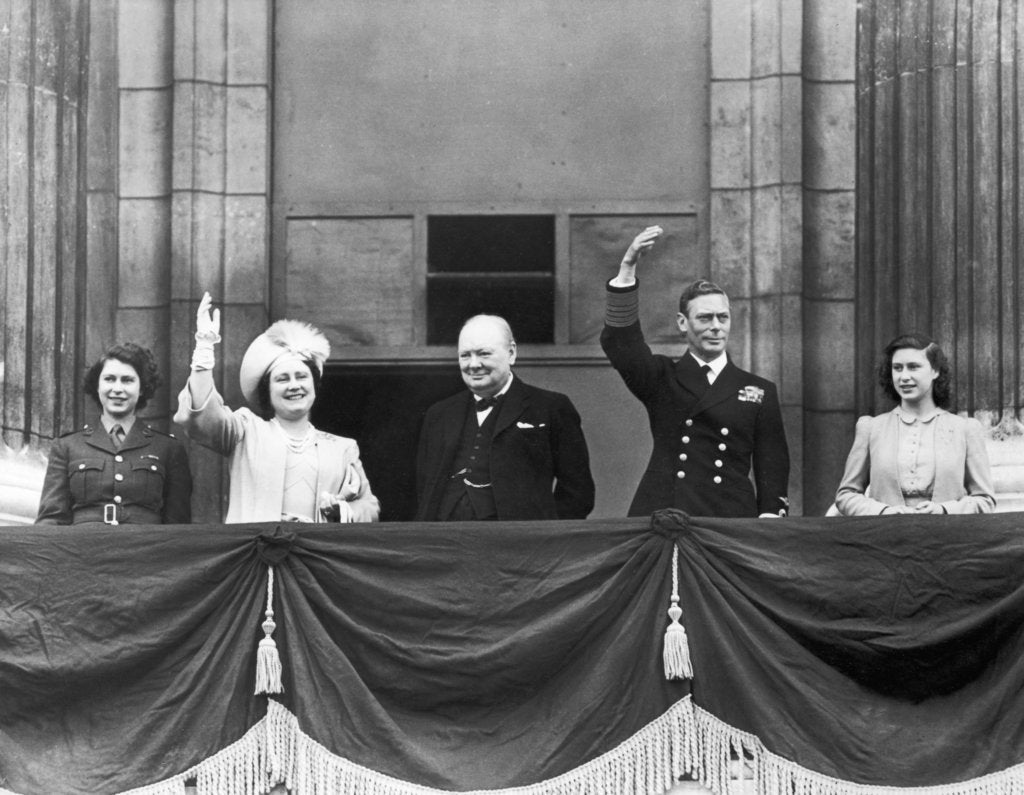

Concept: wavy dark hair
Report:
left=255, top=358, right=322, bottom=419
left=678, top=278, right=727, bottom=315
left=83, top=343, right=162, bottom=412
left=877, top=332, right=952, bottom=408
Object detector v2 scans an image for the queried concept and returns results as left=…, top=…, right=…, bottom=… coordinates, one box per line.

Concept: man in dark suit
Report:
left=415, top=314, right=595, bottom=522
left=601, top=226, right=790, bottom=519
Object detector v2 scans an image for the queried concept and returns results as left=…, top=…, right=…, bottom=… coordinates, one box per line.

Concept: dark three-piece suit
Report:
left=415, top=377, right=595, bottom=521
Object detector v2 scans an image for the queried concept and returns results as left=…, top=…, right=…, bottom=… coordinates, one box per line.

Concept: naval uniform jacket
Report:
left=36, top=421, right=193, bottom=525
left=415, top=377, right=595, bottom=521
left=601, top=282, right=790, bottom=518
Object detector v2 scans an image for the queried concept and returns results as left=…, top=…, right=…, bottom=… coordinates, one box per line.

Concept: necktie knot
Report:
left=110, top=424, right=125, bottom=449
left=475, top=395, right=502, bottom=412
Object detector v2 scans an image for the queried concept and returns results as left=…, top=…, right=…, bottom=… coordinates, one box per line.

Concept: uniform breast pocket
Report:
left=130, top=459, right=166, bottom=506
left=68, top=458, right=106, bottom=503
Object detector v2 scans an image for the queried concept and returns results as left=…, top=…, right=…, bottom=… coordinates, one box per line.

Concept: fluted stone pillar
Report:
left=1, top=0, right=89, bottom=450
left=857, top=0, right=1024, bottom=506
left=857, top=0, right=1022, bottom=426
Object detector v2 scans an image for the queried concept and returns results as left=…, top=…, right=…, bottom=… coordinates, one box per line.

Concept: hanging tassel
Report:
left=663, top=544, right=694, bottom=680
left=255, top=565, right=284, bottom=694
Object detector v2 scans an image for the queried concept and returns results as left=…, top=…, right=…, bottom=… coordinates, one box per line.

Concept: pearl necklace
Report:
left=273, top=419, right=316, bottom=453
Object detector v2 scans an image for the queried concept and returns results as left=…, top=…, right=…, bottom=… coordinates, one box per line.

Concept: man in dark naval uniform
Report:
left=36, top=343, right=192, bottom=525
left=601, top=226, right=790, bottom=519
left=415, top=314, right=595, bottom=522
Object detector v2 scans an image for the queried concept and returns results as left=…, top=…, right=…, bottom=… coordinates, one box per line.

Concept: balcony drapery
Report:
left=3, top=512, right=1024, bottom=794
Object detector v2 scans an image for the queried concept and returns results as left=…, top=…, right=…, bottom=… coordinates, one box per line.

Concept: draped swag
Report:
left=3, top=512, right=1024, bottom=794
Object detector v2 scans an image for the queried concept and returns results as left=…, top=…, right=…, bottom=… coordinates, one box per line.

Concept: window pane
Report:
left=427, top=215, right=556, bottom=344
left=428, top=216, right=554, bottom=273
left=427, top=275, right=554, bottom=344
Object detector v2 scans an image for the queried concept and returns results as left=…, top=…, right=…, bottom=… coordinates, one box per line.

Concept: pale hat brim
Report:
left=238, top=320, right=330, bottom=409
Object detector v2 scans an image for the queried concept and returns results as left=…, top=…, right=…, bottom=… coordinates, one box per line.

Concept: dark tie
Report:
left=475, top=395, right=502, bottom=412
left=110, top=424, right=125, bottom=450
left=699, top=364, right=712, bottom=393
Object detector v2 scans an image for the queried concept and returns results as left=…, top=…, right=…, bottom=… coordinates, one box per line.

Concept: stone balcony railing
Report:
left=0, top=444, right=47, bottom=525
left=983, top=414, right=1024, bottom=513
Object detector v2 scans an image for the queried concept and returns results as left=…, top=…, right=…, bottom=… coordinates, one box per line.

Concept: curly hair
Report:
left=678, top=279, right=727, bottom=315
left=255, top=358, right=322, bottom=419
left=83, top=343, right=162, bottom=412
left=877, top=332, right=952, bottom=408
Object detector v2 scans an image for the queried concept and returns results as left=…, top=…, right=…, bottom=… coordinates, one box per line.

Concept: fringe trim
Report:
left=116, top=707, right=288, bottom=795
left=690, top=702, right=1024, bottom=795
left=275, top=697, right=699, bottom=795
left=104, top=698, right=695, bottom=795
left=6, top=697, right=1018, bottom=795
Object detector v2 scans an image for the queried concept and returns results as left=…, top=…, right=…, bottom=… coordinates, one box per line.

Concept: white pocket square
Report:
left=517, top=421, right=545, bottom=429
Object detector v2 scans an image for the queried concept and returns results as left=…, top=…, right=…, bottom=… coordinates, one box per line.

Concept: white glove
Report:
left=191, top=292, right=222, bottom=371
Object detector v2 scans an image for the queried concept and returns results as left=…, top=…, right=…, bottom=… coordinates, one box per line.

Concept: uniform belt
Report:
left=72, top=504, right=163, bottom=525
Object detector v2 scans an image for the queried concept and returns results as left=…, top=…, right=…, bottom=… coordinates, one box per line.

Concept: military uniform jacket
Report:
left=36, top=422, right=193, bottom=525
left=415, top=377, right=596, bottom=521
left=601, top=318, right=790, bottom=519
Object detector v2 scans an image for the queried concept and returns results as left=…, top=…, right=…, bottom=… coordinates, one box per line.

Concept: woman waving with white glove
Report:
left=174, top=292, right=380, bottom=524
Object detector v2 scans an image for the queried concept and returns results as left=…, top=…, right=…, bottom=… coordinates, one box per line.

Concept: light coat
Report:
left=835, top=409, right=995, bottom=515
left=174, top=387, right=379, bottom=523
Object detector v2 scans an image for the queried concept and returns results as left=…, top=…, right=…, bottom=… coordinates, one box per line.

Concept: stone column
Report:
left=802, top=2, right=857, bottom=515
left=1, top=0, right=88, bottom=450
left=115, top=0, right=174, bottom=420
left=172, top=0, right=272, bottom=521
left=709, top=0, right=805, bottom=513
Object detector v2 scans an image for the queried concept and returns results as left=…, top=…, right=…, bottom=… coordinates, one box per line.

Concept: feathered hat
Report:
left=239, top=319, right=331, bottom=408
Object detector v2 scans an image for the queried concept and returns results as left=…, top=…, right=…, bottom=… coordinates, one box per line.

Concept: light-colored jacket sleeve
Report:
left=835, top=415, right=890, bottom=516
left=332, top=447, right=380, bottom=523
left=172, top=384, right=243, bottom=457
left=940, top=417, right=996, bottom=514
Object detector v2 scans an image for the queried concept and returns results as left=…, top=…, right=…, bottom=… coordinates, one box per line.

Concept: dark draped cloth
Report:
left=2, top=513, right=1024, bottom=794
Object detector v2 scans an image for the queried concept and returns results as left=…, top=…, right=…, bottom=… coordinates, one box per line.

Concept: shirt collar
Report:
left=100, top=416, right=136, bottom=435
left=690, top=352, right=727, bottom=377
left=894, top=406, right=943, bottom=425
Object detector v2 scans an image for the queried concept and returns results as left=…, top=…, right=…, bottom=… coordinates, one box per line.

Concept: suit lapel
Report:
left=673, top=355, right=710, bottom=400
left=440, top=392, right=473, bottom=456
left=691, top=360, right=745, bottom=415
left=491, top=377, right=526, bottom=438
left=118, top=422, right=150, bottom=454
left=84, top=424, right=118, bottom=454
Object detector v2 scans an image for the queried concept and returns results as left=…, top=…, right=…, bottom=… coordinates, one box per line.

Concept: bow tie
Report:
left=475, top=395, right=503, bottom=412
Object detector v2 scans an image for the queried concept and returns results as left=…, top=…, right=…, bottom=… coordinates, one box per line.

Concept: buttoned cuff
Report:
left=605, top=279, right=640, bottom=327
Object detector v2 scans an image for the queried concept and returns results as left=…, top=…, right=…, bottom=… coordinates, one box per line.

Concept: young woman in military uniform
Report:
left=36, top=343, right=193, bottom=525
